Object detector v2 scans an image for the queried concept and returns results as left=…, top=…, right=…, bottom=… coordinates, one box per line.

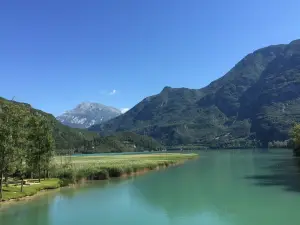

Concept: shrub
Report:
left=107, top=167, right=124, bottom=177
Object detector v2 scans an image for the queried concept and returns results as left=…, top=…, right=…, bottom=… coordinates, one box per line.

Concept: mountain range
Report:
left=57, top=102, right=122, bottom=129
left=0, top=97, right=161, bottom=153
left=89, top=39, right=300, bottom=148
left=0, top=97, right=98, bottom=151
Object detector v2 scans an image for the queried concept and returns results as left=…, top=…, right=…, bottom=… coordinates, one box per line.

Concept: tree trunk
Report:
left=44, top=169, right=46, bottom=180
left=38, top=166, right=41, bottom=183
left=38, top=150, right=42, bottom=183
left=5, top=175, right=8, bottom=187
left=20, top=178, right=24, bottom=192
left=0, top=171, right=3, bottom=200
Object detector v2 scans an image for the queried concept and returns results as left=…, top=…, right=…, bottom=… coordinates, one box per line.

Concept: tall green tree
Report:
left=10, top=104, right=30, bottom=186
left=14, top=107, right=31, bottom=192
left=0, top=102, right=13, bottom=199
left=27, top=114, right=55, bottom=182
left=0, top=102, right=28, bottom=199
left=291, top=124, right=300, bottom=156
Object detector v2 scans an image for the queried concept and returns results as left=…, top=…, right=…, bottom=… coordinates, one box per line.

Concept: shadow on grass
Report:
left=245, top=156, right=300, bottom=193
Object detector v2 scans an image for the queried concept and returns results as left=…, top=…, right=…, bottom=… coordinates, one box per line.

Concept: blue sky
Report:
left=1, top=0, right=300, bottom=116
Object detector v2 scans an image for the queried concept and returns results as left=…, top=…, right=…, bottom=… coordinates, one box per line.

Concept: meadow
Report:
left=1, top=153, right=198, bottom=202
left=54, top=153, right=198, bottom=182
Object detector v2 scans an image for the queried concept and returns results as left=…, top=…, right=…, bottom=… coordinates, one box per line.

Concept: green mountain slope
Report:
left=81, top=131, right=164, bottom=153
left=0, top=97, right=162, bottom=152
left=0, top=97, right=98, bottom=150
left=90, top=39, right=300, bottom=148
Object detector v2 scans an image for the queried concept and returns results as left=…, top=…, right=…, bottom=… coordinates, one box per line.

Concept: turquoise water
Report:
left=1, top=149, right=300, bottom=225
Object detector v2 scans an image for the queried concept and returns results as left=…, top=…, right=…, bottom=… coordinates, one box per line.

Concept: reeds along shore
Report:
left=1, top=153, right=198, bottom=202
left=55, top=153, right=198, bottom=184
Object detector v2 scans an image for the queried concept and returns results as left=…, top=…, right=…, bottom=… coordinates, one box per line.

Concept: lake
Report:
left=1, top=149, right=300, bottom=225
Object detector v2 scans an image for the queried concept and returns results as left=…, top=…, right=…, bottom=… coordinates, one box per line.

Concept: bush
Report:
left=107, top=167, right=124, bottom=177
left=93, top=169, right=109, bottom=179
left=124, top=166, right=133, bottom=175
left=57, top=168, right=76, bottom=182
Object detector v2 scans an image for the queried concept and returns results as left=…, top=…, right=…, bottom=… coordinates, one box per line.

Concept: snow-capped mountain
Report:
left=120, top=108, right=130, bottom=113
left=56, top=102, right=122, bottom=129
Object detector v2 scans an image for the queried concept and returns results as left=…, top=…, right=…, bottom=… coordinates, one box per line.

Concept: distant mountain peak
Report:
left=120, top=108, right=130, bottom=114
left=75, top=102, right=101, bottom=111
left=57, top=102, right=122, bottom=129
left=161, top=86, right=172, bottom=92
left=289, top=39, right=300, bottom=45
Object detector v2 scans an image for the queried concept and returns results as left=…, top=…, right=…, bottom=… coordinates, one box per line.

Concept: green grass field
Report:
left=1, top=153, right=198, bottom=202
left=54, top=153, right=198, bottom=182
left=1, top=178, right=60, bottom=201
left=55, top=153, right=198, bottom=176
left=56, top=153, right=198, bottom=164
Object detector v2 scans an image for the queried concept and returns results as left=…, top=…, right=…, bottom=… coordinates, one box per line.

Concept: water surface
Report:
left=1, top=149, right=300, bottom=225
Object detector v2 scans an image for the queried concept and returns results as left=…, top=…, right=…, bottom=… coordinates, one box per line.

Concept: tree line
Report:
left=291, top=124, right=300, bottom=156
left=78, top=132, right=164, bottom=154
left=267, top=140, right=294, bottom=149
left=0, top=101, right=55, bottom=200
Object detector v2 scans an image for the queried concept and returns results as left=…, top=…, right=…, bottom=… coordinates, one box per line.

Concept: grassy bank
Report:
left=1, top=153, right=198, bottom=202
left=1, top=179, right=60, bottom=201
left=55, top=153, right=198, bottom=183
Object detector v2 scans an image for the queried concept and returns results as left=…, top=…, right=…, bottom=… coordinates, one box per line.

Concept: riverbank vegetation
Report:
left=291, top=124, right=300, bottom=156
left=1, top=153, right=197, bottom=201
left=0, top=100, right=55, bottom=201
left=54, top=153, right=198, bottom=184
left=1, top=179, right=60, bottom=201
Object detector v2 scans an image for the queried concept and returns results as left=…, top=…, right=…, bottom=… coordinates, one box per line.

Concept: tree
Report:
left=0, top=102, right=28, bottom=199
left=10, top=104, right=31, bottom=189
left=15, top=158, right=26, bottom=192
left=41, top=130, right=55, bottom=180
left=0, top=103, right=13, bottom=199
left=27, top=114, right=55, bottom=182
left=291, top=124, right=300, bottom=156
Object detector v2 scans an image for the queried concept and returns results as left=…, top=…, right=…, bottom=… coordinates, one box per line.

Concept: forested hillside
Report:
left=90, top=39, right=300, bottom=148
left=0, top=97, right=97, bottom=150
left=0, top=97, right=162, bottom=153
left=80, top=132, right=164, bottom=154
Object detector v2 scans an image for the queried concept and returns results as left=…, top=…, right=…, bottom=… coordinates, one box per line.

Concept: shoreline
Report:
left=0, top=187, right=62, bottom=210
left=0, top=157, right=195, bottom=208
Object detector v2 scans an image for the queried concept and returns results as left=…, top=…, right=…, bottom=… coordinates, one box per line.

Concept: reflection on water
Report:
left=130, top=160, right=209, bottom=217
left=129, top=150, right=300, bottom=225
left=1, top=150, right=300, bottom=225
left=245, top=155, right=300, bottom=192
left=0, top=195, right=52, bottom=225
